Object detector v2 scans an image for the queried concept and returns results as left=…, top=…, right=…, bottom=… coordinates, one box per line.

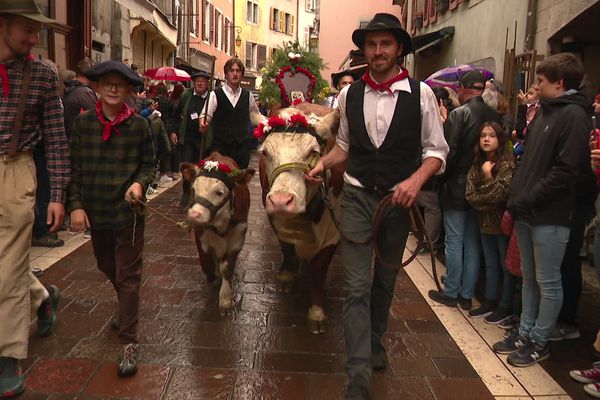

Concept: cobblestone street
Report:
left=21, top=157, right=493, bottom=400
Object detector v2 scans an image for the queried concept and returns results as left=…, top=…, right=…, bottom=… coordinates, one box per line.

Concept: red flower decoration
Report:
left=292, top=98, right=303, bottom=106
left=267, top=115, right=287, bottom=128
left=253, top=122, right=266, bottom=139
left=288, top=113, right=308, bottom=128
left=198, top=159, right=232, bottom=174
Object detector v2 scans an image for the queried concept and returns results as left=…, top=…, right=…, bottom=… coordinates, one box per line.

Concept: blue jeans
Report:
left=341, top=184, right=409, bottom=388
left=480, top=233, right=516, bottom=309
left=515, top=222, right=569, bottom=345
left=443, top=208, right=481, bottom=299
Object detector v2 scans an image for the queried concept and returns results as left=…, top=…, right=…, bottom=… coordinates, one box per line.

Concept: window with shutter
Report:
left=209, top=4, right=214, bottom=44
left=257, top=45, right=267, bottom=68
left=203, top=0, right=210, bottom=40
left=279, top=11, right=284, bottom=32
left=290, top=15, right=295, bottom=35
left=245, top=41, right=252, bottom=68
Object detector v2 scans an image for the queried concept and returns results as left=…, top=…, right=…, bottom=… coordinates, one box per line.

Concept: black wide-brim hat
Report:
left=191, top=70, right=211, bottom=80
left=352, top=13, right=413, bottom=56
left=84, top=60, right=144, bottom=86
left=331, top=70, right=360, bottom=89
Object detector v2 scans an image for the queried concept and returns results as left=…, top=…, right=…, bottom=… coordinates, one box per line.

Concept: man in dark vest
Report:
left=307, top=13, right=448, bottom=400
left=200, top=57, right=259, bottom=168
left=170, top=70, right=211, bottom=205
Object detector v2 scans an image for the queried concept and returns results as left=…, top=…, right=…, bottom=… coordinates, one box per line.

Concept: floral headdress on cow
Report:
left=253, top=113, right=326, bottom=146
left=197, top=160, right=241, bottom=190
left=259, top=41, right=329, bottom=109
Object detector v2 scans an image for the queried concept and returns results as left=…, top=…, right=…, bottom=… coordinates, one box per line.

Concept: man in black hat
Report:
left=307, top=13, right=448, bottom=400
left=68, top=60, right=156, bottom=378
left=170, top=69, right=211, bottom=206
left=323, top=70, right=357, bottom=108
left=0, top=2, right=69, bottom=397
left=429, top=70, right=501, bottom=315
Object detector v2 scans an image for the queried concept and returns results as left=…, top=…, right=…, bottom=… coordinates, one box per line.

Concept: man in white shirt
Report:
left=200, top=58, right=259, bottom=168
left=323, top=70, right=357, bottom=108
left=307, top=13, right=448, bottom=400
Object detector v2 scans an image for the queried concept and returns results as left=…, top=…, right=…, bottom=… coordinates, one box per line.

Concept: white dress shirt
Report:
left=336, top=75, right=449, bottom=190
left=202, top=82, right=259, bottom=119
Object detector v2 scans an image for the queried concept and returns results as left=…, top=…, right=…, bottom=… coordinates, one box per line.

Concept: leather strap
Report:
left=9, top=61, right=32, bottom=156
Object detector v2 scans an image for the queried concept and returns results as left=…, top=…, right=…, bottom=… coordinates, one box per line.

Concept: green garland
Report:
left=259, top=41, right=330, bottom=108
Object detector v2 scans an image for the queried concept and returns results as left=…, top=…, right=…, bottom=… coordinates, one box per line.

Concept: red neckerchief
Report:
left=0, top=54, right=35, bottom=98
left=95, top=100, right=135, bottom=142
left=361, top=68, right=409, bottom=94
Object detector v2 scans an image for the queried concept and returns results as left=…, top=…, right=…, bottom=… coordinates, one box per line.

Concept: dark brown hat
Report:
left=331, top=70, right=359, bottom=89
left=191, top=70, right=211, bottom=80
left=352, top=13, right=413, bottom=56
left=84, top=60, right=144, bottom=86
left=0, top=0, right=55, bottom=23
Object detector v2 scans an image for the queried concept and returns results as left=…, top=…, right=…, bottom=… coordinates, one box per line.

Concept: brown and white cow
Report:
left=181, top=156, right=255, bottom=315
left=255, top=104, right=342, bottom=334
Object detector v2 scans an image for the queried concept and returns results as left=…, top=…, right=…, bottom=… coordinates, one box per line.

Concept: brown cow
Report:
left=181, top=156, right=254, bottom=315
left=254, top=105, right=342, bottom=333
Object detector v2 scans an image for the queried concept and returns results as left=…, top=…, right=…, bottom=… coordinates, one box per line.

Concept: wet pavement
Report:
left=23, top=156, right=494, bottom=400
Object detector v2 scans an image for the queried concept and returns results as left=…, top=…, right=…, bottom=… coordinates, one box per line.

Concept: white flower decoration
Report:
left=263, top=125, right=272, bottom=134
left=295, top=53, right=301, bottom=58
left=203, top=161, right=220, bottom=171
left=288, top=51, right=296, bottom=59
left=308, top=115, right=319, bottom=126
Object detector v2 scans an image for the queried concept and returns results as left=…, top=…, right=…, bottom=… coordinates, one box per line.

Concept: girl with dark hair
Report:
left=465, top=122, right=517, bottom=320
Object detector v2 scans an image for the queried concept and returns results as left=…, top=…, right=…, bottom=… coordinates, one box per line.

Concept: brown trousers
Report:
left=0, top=153, right=47, bottom=359
left=91, top=223, right=144, bottom=344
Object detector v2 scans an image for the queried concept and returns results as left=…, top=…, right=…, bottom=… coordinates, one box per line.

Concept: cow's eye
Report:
left=216, top=189, right=225, bottom=197
left=262, top=149, right=270, bottom=159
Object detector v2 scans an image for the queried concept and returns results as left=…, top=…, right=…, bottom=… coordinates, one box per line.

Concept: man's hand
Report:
left=70, top=209, right=90, bottom=232
left=199, top=117, right=208, bottom=133
left=125, top=182, right=144, bottom=204
left=392, top=175, right=423, bottom=208
left=306, top=160, right=325, bottom=184
left=47, top=202, right=65, bottom=232
left=482, top=161, right=495, bottom=179
left=438, top=99, right=448, bottom=124
left=170, top=132, right=178, bottom=145
left=517, top=89, right=527, bottom=105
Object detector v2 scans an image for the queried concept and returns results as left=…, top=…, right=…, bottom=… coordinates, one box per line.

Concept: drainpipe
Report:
left=524, top=0, right=538, bottom=51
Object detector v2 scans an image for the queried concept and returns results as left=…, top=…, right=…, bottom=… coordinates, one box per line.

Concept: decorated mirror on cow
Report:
left=259, top=41, right=329, bottom=109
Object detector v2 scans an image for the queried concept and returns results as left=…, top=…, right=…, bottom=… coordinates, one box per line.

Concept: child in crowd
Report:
left=465, top=122, right=517, bottom=320
left=68, top=60, right=156, bottom=377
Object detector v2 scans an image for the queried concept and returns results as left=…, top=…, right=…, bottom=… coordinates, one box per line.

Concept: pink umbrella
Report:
left=143, top=66, right=191, bottom=81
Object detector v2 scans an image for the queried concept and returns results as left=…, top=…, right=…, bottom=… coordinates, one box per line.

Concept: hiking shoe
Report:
left=507, top=339, right=549, bottom=367
left=458, top=296, right=472, bottom=311
left=498, top=315, right=520, bottom=330
left=31, top=233, right=64, bottom=247
left=342, top=384, right=371, bottom=400
left=428, top=290, right=457, bottom=307
left=585, top=383, right=600, bottom=398
left=158, top=175, right=173, bottom=186
left=37, top=285, right=60, bottom=337
left=110, top=314, right=120, bottom=330
left=0, top=358, right=24, bottom=399
left=485, top=308, right=511, bottom=325
left=118, top=343, right=139, bottom=377
left=569, top=367, right=600, bottom=383
left=493, top=330, right=528, bottom=355
left=469, top=300, right=495, bottom=319
left=371, top=348, right=388, bottom=371
left=549, top=323, right=581, bottom=341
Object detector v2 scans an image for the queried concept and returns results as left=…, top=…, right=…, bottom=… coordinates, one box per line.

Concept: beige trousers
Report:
left=0, top=152, right=47, bottom=359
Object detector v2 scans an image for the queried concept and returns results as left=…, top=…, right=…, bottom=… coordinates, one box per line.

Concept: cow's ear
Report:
left=314, top=108, right=340, bottom=141
left=234, top=168, right=256, bottom=185
left=180, top=162, right=199, bottom=182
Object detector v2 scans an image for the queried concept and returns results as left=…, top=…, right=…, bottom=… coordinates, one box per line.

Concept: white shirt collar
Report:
left=224, top=82, right=241, bottom=96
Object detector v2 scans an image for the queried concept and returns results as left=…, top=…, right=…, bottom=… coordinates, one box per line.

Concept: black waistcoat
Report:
left=346, top=78, right=422, bottom=192
left=212, top=87, right=250, bottom=144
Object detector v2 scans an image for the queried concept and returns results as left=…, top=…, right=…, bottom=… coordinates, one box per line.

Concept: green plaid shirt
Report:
left=67, top=109, right=156, bottom=230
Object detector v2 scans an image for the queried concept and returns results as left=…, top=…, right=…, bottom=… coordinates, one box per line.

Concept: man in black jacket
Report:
left=492, top=53, right=588, bottom=367
left=63, top=58, right=97, bottom=140
left=429, top=70, right=501, bottom=310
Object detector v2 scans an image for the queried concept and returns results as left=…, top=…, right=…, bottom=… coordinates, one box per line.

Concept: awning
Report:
left=115, top=0, right=177, bottom=47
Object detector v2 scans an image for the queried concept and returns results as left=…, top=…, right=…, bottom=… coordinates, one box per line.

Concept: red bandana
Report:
left=361, top=68, right=409, bottom=94
left=95, top=100, right=135, bottom=142
left=0, top=54, right=35, bottom=98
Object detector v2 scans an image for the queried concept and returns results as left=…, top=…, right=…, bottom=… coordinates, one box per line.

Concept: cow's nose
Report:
left=266, top=192, right=297, bottom=214
left=188, top=208, right=202, bottom=220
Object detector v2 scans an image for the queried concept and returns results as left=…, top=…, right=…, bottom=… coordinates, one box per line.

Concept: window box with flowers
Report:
left=413, top=11, right=424, bottom=29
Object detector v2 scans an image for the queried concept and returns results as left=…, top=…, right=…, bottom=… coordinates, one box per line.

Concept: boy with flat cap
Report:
left=68, top=60, right=156, bottom=377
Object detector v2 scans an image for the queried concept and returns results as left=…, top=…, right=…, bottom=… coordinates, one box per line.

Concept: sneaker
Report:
left=30, top=267, right=43, bottom=278
left=118, top=343, right=139, bottom=377
left=507, top=339, right=550, bottom=367
left=371, top=348, right=388, bottom=371
left=493, top=330, right=528, bottom=354
left=37, top=285, right=59, bottom=337
left=146, top=186, right=158, bottom=196
left=0, top=358, right=24, bottom=399
left=585, top=383, right=600, bottom=398
left=485, top=308, right=511, bottom=325
left=110, top=314, right=119, bottom=330
left=458, top=296, right=472, bottom=311
left=549, top=323, right=581, bottom=341
left=498, top=315, right=520, bottom=330
left=569, top=367, right=600, bottom=383
left=342, top=384, right=371, bottom=400
left=428, top=290, right=457, bottom=307
left=158, top=175, right=173, bottom=186
left=31, top=233, right=64, bottom=247
left=83, top=229, right=91, bottom=239
left=469, top=300, right=495, bottom=319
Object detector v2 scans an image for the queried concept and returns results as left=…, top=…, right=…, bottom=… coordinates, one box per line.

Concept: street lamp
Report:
left=224, top=24, right=243, bottom=48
